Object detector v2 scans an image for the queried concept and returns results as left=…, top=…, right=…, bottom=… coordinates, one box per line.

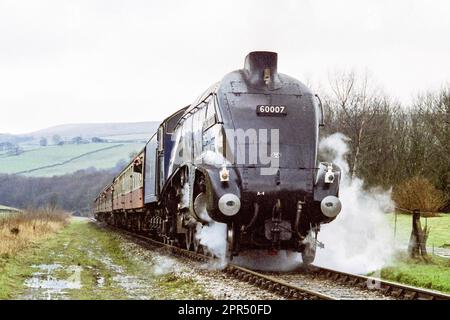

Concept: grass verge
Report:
left=381, top=254, right=450, bottom=294
left=0, top=209, right=69, bottom=257
left=0, top=219, right=211, bottom=300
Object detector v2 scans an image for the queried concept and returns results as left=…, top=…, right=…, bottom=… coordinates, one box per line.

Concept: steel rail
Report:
left=308, top=265, right=450, bottom=300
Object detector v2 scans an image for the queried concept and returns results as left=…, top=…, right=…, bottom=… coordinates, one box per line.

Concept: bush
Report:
left=0, top=208, right=69, bottom=256
left=393, top=176, right=448, bottom=215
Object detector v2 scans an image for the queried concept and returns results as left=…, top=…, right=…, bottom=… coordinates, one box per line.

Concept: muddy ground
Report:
left=4, top=218, right=279, bottom=300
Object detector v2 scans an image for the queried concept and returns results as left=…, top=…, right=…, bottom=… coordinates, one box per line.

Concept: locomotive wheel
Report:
left=194, top=193, right=209, bottom=221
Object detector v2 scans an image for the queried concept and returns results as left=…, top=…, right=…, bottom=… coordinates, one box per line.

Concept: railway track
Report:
left=306, top=265, right=450, bottom=300
left=91, top=219, right=450, bottom=301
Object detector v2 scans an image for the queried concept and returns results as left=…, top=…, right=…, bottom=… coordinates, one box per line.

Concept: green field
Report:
left=387, top=213, right=450, bottom=248
left=0, top=142, right=144, bottom=177
left=381, top=255, right=450, bottom=293
left=380, top=213, right=449, bottom=293
left=0, top=144, right=39, bottom=156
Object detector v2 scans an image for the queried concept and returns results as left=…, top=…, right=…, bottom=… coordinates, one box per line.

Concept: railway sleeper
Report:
left=391, top=288, right=404, bottom=297
left=403, top=291, right=418, bottom=300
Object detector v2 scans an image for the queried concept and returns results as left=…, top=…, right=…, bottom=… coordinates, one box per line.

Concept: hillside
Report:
left=0, top=142, right=144, bottom=177
left=0, top=122, right=158, bottom=177
left=0, top=122, right=159, bottom=143
left=22, top=121, right=160, bottom=141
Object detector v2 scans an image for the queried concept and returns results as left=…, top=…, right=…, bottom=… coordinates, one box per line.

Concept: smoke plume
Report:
left=314, top=133, right=395, bottom=274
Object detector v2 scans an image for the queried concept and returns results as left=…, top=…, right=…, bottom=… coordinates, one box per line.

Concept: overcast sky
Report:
left=1, top=0, right=449, bottom=134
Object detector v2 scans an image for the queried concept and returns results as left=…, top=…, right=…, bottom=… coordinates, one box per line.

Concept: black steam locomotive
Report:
left=94, top=51, right=342, bottom=264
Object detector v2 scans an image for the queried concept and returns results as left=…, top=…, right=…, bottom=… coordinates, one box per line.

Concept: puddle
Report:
left=99, top=256, right=124, bottom=273
left=113, top=274, right=150, bottom=299
left=19, top=239, right=153, bottom=299
left=96, top=253, right=150, bottom=299
left=96, top=276, right=105, bottom=287
left=21, top=264, right=82, bottom=300
left=113, top=274, right=142, bottom=290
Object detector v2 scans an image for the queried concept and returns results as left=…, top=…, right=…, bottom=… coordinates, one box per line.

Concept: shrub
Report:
left=393, top=176, right=448, bottom=215
left=0, top=208, right=70, bottom=256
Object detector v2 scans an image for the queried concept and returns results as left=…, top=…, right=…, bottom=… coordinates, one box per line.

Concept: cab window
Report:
left=204, top=97, right=217, bottom=131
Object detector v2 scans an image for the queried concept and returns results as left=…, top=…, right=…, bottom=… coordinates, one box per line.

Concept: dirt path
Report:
left=8, top=218, right=279, bottom=300
left=9, top=218, right=208, bottom=299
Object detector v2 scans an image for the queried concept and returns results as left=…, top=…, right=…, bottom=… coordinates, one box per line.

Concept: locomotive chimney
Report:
left=244, top=51, right=281, bottom=90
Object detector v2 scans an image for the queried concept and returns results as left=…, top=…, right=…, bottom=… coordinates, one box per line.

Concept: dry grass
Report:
left=0, top=208, right=70, bottom=257
left=393, top=176, right=448, bottom=216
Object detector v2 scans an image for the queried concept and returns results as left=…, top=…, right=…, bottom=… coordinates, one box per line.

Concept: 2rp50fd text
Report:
left=222, top=304, right=271, bottom=315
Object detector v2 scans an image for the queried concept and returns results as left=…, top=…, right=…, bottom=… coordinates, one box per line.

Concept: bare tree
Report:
left=325, top=71, right=384, bottom=178
left=412, top=88, right=450, bottom=194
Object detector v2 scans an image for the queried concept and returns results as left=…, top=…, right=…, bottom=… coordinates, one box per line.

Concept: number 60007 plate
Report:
left=256, top=105, right=287, bottom=116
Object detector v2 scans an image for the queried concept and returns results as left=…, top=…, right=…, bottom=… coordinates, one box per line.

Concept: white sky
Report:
left=1, top=0, right=449, bottom=134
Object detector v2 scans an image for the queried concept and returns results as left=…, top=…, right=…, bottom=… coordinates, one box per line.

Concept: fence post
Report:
left=408, top=209, right=428, bottom=259
left=394, top=210, right=398, bottom=247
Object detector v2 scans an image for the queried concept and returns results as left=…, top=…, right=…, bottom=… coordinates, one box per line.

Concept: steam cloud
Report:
left=153, top=257, right=176, bottom=276
left=196, top=221, right=228, bottom=268
left=315, top=133, right=395, bottom=274
left=195, top=205, right=229, bottom=269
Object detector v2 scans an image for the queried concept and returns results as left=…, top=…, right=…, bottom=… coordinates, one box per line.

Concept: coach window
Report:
left=128, top=168, right=132, bottom=191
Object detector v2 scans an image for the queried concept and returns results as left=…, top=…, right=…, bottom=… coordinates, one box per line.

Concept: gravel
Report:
left=109, top=227, right=396, bottom=300
left=115, top=233, right=284, bottom=300
left=265, top=272, right=395, bottom=300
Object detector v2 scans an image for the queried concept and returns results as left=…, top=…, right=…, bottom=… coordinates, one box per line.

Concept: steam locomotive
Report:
left=94, top=51, right=342, bottom=264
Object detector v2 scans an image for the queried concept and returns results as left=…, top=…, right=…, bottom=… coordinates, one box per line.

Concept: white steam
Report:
left=196, top=221, right=228, bottom=268
left=180, top=182, right=190, bottom=209
left=195, top=150, right=231, bottom=168
left=233, top=250, right=301, bottom=272
left=315, top=133, right=395, bottom=274
left=152, top=257, right=176, bottom=276
left=194, top=205, right=228, bottom=268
